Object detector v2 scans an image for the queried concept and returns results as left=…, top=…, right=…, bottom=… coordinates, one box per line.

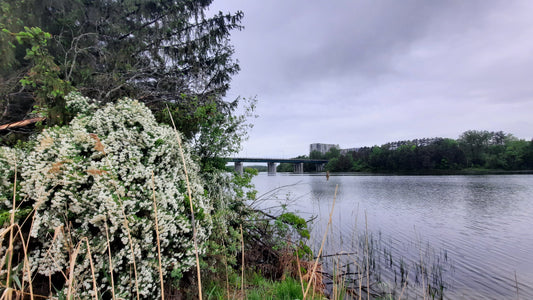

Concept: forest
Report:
left=277, top=130, right=533, bottom=173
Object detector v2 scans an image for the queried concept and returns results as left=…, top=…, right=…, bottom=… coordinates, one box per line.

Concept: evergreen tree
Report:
left=1, top=0, right=244, bottom=144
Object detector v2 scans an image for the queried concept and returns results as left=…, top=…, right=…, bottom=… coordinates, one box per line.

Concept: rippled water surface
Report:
left=252, top=173, right=533, bottom=299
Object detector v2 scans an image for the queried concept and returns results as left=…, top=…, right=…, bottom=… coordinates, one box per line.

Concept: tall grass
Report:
left=313, top=217, right=456, bottom=300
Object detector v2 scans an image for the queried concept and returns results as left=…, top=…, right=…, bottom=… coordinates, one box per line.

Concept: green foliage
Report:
left=309, top=150, right=325, bottom=159
left=231, top=167, right=258, bottom=199
left=189, top=97, right=256, bottom=172
left=245, top=165, right=268, bottom=172
left=3, top=26, right=72, bottom=123
left=246, top=275, right=304, bottom=300
left=312, top=131, right=532, bottom=173
left=278, top=212, right=310, bottom=240
left=458, top=130, right=493, bottom=167
left=200, top=166, right=259, bottom=282
left=325, top=147, right=340, bottom=159
left=276, top=155, right=319, bottom=173
left=158, top=97, right=256, bottom=173
left=205, top=273, right=310, bottom=300
left=0, top=207, right=31, bottom=227
left=276, top=162, right=294, bottom=172
left=326, top=154, right=354, bottom=172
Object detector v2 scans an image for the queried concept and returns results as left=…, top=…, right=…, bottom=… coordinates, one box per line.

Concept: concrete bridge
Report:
left=226, top=157, right=328, bottom=175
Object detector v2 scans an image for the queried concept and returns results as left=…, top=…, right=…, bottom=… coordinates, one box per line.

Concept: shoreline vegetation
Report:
left=270, top=168, right=533, bottom=176
left=276, top=131, right=533, bottom=175
left=249, top=165, right=533, bottom=175
left=0, top=96, right=335, bottom=299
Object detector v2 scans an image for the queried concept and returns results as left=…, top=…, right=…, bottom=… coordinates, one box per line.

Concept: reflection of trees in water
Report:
left=461, top=177, right=526, bottom=216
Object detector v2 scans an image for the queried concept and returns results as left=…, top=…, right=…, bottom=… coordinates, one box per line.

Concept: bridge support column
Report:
left=293, top=162, right=304, bottom=174
left=267, top=162, right=277, bottom=175
left=234, top=162, right=243, bottom=176
left=316, top=163, right=325, bottom=172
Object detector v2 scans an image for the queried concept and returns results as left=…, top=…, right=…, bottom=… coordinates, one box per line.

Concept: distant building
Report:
left=310, top=143, right=339, bottom=155
left=340, top=147, right=360, bottom=155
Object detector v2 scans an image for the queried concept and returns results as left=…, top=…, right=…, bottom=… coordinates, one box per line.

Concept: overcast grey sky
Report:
left=209, top=1, right=533, bottom=158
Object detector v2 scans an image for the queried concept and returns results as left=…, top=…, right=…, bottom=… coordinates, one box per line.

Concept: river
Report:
left=252, top=173, right=533, bottom=299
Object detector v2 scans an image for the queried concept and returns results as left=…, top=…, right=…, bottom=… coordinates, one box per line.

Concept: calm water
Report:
left=252, top=173, right=533, bottom=299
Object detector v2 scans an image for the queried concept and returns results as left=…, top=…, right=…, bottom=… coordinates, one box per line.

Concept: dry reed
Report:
left=166, top=105, right=203, bottom=299
left=0, top=223, right=34, bottom=300
left=303, top=184, right=338, bottom=299
left=66, top=240, right=82, bottom=299
left=104, top=221, right=116, bottom=300
left=5, top=162, right=17, bottom=291
left=365, top=212, right=369, bottom=300
left=240, top=224, right=245, bottom=298
left=152, top=171, right=165, bottom=300
left=222, top=240, right=231, bottom=300
left=121, top=206, right=141, bottom=300
left=296, top=251, right=305, bottom=295
left=82, top=237, right=99, bottom=300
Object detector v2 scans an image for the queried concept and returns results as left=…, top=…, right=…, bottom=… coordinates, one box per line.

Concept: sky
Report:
left=209, top=1, right=533, bottom=158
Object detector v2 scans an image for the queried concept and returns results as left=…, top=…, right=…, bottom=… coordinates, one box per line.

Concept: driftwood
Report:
left=0, top=117, right=45, bottom=131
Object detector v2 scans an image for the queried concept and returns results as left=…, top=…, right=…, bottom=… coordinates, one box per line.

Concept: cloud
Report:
left=211, top=0, right=533, bottom=157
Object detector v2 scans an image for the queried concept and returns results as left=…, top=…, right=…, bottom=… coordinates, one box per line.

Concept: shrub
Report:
left=2, top=94, right=212, bottom=298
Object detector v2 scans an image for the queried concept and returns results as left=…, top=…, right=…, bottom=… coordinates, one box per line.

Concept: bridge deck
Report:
left=226, top=157, right=328, bottom=164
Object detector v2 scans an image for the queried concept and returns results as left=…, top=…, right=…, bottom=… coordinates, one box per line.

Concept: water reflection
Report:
left=252, top=173, right=533, bottom=299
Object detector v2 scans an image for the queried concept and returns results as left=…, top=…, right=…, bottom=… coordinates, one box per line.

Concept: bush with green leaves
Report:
left=1, top=93, right=212, bottom=298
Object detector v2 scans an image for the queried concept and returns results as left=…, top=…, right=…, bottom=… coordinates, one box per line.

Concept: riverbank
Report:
left=273, top=168, right=533, bottom=176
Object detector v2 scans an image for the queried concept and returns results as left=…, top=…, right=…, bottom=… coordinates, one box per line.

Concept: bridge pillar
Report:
left=316, top=163, right=325, bottom=172
left=267, top=162, right=277, bottom=175
left=293, top=162, right=304, bottom=174
left=234, top=162, right=243, bottom=176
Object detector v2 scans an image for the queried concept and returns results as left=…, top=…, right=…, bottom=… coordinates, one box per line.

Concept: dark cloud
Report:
left=210, top=1, right=533, bottom=157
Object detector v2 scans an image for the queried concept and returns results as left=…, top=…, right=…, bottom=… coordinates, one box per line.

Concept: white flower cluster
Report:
left=65, top=91, right=98, bottom=116
left=0, top=147, right=22, bottom=207
left=16, top=95, right=212, bottom=298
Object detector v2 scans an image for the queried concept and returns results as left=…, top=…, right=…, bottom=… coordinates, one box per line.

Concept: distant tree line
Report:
left=277, top=130, right=533, bottom=173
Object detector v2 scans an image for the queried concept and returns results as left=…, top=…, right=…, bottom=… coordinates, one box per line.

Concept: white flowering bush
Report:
left=64, top=91, right=98, bottom=116
left=15, top=95, right=212, bottom=298
left=0, top=147, right=25, bottom=225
